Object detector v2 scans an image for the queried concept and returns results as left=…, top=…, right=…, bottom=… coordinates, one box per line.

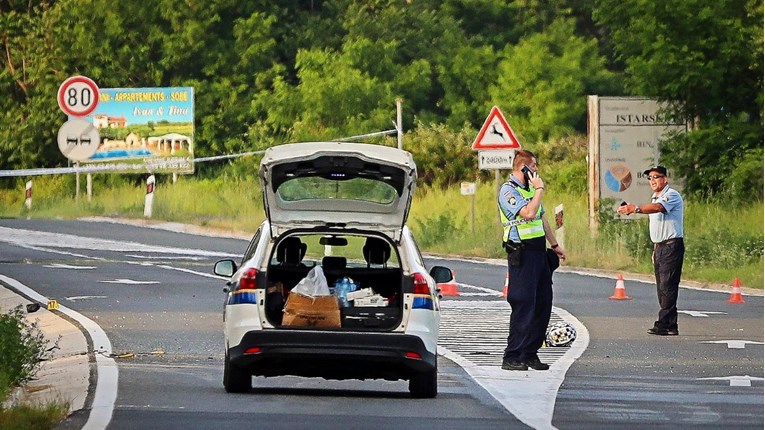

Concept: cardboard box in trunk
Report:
left=282, top=293, right=341, bottom=328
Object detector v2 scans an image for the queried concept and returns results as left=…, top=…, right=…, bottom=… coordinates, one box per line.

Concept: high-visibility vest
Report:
left=499, top=183, right=544, bottom=242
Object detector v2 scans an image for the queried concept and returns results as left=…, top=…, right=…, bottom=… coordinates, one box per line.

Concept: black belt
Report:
left=655, top=238, right=683, bottom=246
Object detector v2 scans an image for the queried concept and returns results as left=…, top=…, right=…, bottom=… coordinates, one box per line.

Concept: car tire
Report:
left=408, top=364, right=437, bottom=398
left=224, top=352, right=252, bottom=393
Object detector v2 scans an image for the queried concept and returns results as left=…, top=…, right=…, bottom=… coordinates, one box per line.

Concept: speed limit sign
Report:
left=57, top=75, right=100, bottom=117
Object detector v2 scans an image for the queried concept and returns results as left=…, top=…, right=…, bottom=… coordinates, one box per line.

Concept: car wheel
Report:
left=408, top=364, right=437, bottom=398
left=223, top=352, right=252, bottom=393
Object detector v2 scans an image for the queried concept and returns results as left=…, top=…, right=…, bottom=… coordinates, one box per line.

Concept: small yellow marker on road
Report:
left=46, top=299, right=59, bottom=310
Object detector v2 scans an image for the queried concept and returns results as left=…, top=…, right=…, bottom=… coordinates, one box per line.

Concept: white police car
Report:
left=213, top=142, right=452, bottom=398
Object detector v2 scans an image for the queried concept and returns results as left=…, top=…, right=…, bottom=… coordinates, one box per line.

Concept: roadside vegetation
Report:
left=0, top=307, right=68, bottom=430
left=0, top=132, right=761, bottom=290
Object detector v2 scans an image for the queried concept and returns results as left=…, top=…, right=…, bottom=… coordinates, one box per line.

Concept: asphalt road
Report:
left=0, top=218, right=762, bottom=429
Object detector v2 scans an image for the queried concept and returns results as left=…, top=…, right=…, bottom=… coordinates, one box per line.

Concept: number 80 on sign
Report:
left=57, top=75, right=100, bottom=117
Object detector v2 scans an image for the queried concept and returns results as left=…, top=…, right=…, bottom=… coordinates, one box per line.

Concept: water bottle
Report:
left=335, top=277, right=349, bottom=308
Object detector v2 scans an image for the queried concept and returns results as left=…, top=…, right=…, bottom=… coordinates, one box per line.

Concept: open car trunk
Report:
left=263, top=232, right=404, bottom=331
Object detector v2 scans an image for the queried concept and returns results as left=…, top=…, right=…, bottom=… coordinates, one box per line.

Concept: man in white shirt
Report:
left=617, top=165, right=685, bottom=336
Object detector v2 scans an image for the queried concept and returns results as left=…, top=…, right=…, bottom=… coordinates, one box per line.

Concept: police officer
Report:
left=617, top=165, right=684, bottom=336
left=498, top=150, right=566, bottom=371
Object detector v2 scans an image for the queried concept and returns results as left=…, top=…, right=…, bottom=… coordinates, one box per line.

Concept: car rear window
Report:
left=277, top=176, right=398, bottom=205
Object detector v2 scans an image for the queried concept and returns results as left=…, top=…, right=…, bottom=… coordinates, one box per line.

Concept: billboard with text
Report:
left=587, top=96, right=687, bottom=228
left=75, top=87, right=195, bottom=174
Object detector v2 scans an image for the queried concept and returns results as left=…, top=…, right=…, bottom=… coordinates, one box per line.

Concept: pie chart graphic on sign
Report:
left=605, top=164, right=633, bottom=192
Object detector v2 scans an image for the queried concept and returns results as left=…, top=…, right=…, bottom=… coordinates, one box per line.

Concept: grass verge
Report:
left=0, top=175, right=762, bottom=289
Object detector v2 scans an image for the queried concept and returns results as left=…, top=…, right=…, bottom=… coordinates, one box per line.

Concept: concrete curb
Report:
left=0, top=285, right=91, bottom=414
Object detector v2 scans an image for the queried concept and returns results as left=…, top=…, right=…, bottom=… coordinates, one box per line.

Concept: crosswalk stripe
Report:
left=438, top=299, right=571, bottom=367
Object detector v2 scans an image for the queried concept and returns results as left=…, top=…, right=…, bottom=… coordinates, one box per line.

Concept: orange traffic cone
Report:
left=609, top=273, right=632, bottom=300
left=502, top=272, right=509, bottom=297
left=438, top=270, right=459, bottom=296
left=727, top=277, right=745, bottom=304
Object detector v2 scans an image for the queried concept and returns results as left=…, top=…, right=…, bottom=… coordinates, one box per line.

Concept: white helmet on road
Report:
left=545, top=322, right=576, bottom=347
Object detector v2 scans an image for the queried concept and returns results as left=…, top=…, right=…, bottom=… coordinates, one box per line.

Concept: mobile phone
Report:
left=521, top=165, right=532, bottom=180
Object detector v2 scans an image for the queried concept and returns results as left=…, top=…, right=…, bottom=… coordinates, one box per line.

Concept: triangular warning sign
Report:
left=472, top=106, right=521, bottom=150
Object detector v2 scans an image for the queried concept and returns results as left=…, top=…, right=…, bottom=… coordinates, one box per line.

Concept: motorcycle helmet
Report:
left=545, top=321, right=577, bottom=347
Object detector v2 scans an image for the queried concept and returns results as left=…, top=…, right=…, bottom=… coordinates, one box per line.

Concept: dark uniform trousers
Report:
left=504, top=248, right=553, bottom=362
left=654, top=238, right=685, bottom=329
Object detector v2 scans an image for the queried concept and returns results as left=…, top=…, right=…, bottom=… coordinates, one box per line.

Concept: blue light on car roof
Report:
left=330, top=172, right=346, bottom=178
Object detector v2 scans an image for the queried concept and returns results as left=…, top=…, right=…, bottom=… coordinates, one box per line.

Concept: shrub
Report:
left=0, top=307, right=50, bottom=391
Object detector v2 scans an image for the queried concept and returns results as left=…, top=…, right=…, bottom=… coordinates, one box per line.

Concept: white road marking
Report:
left=458, top=282, right=504, bottom=295
left=127, top=254, right=207, bottom=261
left=701, top=340, right=764, bottom=349
left=679, top=310, right=727, bottom=317
left=0, top=226, right=238, bottom=258
left=66, top=296, right=108, bottom=301
left=699, top=375, right=764, bottom=387
left=99, top=279, right=160, bottom=285
left=454, top=291, right=502, bottom=297
left=0, top=274, right=117, bottom=430
left=43, top=263, right=97, bottom=269
left=2, top=223, right=595, bottom=428
left=438, top=300, right=589, bottom=430
left=155, top=264, right=224, bottom=280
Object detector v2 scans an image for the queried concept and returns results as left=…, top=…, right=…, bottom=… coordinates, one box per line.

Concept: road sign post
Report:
left=472, top=106, right=522, bottom=190
left=24, top=181, right=32, bottom=209
left=144, top=175, right=156, bottom=218
left=478, top=150, right=515, bottom=170
left=555, top=204, right=565, bottom=250
left=472, top=106, right=521, bottom=151
left=461, top=182, right=477, bottom=233
left=57, top=76, right=100, bottom=117
left=57, top=118, right=101, bottom=162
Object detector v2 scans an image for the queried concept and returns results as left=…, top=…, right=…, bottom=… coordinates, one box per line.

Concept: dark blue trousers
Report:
left=504, top=248, right=553, bottom=362
left=654, top=239, right=685, bottom=329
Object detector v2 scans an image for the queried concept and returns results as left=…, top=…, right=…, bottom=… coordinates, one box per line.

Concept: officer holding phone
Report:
left=616, top=165, right=685, bottom=335
left=497, top=149, right=566, bottom=371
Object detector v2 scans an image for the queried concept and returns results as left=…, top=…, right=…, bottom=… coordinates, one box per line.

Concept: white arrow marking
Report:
left=99, top=279, right=160, bottom=285
left=678, top=310, right=727, bottom=317
left=43, top=263, right=97, bottom=270
left=701, top=340, right=764, bottom=349
left=699, top=375, right=764, bottom=387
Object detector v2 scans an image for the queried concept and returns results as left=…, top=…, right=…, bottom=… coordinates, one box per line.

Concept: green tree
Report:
left=489, top=18, right=619, bottom=143
left=0, top=1, right=62, bottom=172
left=593, top=0, right=764, bottom=199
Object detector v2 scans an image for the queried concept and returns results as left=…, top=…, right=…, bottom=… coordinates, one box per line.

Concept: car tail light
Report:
left=244, top=347, right=262, bottom=354
left=412, top=272, right=430, bottom=295
left=239, top=268, right=258, bottom=290
left=405, top=351, right=422, bottom=360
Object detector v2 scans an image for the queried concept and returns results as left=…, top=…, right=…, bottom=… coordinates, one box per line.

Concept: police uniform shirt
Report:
left=648, top=185, right=684, bottom=243
left=499, top=178, right=545, bottom=244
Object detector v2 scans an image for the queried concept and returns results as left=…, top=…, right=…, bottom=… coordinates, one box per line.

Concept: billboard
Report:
left=587, top=96, right=687, bottom=229
left=77, top=87, right=194, bottom=173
